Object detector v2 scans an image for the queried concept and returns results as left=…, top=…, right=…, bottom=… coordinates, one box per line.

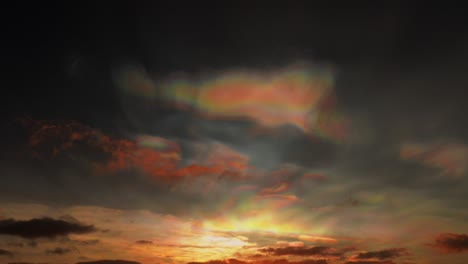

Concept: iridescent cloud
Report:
left=115, top=64, right=349, bottom=142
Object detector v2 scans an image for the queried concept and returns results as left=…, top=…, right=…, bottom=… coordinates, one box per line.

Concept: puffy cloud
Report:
left=355, top=248, right=408, bottom=260
left=0, top=217, right=96, bottom=239
left=429, top=233, right=468, bottom=253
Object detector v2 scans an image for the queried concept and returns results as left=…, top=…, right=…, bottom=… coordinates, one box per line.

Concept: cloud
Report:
left=259, top=183, right=290, bottom=195
left=75, top=261, right=141, bottom=264
left=45, top=247, right=72, bottom=255
left=135, top=240, right=153, bottom=244
left=259, top=246, right=341, bottom=257
left=400, top=142, right=468, bottom=177
left=298, top=235, right=337, bottom=244
left=22, top=118, right=256, bottom=182
left=115, top=64, right=348, bottom=142
left=7, top=263, right=49, bottom=264
left=0, top=248, right=13, bottom=257
left=188, top=259, right=328, bottom=264
left=429, top=233, right=468, bottom=253
left=345, top=261, right=395, bottom=264
left=355, top=248, right=408, bottom=260
left=276, top=241, right=304, bottom=247
left=0, top=217, right=96, bottom=238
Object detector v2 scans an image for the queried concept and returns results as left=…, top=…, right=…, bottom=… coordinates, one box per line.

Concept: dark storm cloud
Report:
left=0, top=218, right=96, bottom=239
left=0, top=248, right=13, bottom=256
left=259, top=246, right=341, bottom=257
left=45, top=247, right=72, bottom=255
left=75, top=261, right=141, bottom=264
left=430, top=233, right=468, bottom=253
left=356, top=248, right=408, bottom=260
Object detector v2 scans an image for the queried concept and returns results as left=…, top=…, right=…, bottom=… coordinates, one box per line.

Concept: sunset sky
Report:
left=2, top=2, right=468, bottom=264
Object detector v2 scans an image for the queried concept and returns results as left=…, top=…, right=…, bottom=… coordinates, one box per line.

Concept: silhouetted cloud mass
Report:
left=259, top=246, right=340, bottom=257
left=45, top=247, right=72, bottom=255
left=345, top=261, right=395, bottom=264
left=0, top=218, right=96, bottom=238
left=75, top=261, right=141, bottom=264
left=188, top=259, right=328, bottom=264
left=0, top=248, right=13, bottom=256
left=356, top=248, right=408, bottom=260
left=135, top=240, right=153, bottom=244
left=430, top=233, right=468, bottom=253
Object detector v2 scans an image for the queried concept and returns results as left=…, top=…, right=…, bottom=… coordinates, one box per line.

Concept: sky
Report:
left=2, top=2, right=468, bottom=264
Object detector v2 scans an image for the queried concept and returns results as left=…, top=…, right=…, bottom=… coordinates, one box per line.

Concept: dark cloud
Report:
left=8, top=263, right=49, bottom=264
left=45, top=247, right=72, bottom=255
left=356, top=248, right=408, bottom=260
left=259, top=246, right=341, bottom=257
left=76, top=239, right=100, bottom=246
left=188, top=259, right=328, bottom=264
left=135, top=240, right=153, bottom=244
left=345, top=261, right=395, bottom=264
left=430, top=233, right=468, bottom=253
left=75, top=261, right=141, bottom=264
left=0, top=248, right=13, bottom=256
left=0, top=218, right=96, bottom=239
left=6, top=241, right=37, bottom=248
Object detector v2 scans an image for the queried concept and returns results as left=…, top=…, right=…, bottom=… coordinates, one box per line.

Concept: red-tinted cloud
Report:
left=429, top=233, right=468, bottom=253
left=21, top=118, right=255, bottom=182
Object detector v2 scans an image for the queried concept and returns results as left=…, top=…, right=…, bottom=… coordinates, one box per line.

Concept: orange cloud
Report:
left=298, top=235, right=337, bottom=244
